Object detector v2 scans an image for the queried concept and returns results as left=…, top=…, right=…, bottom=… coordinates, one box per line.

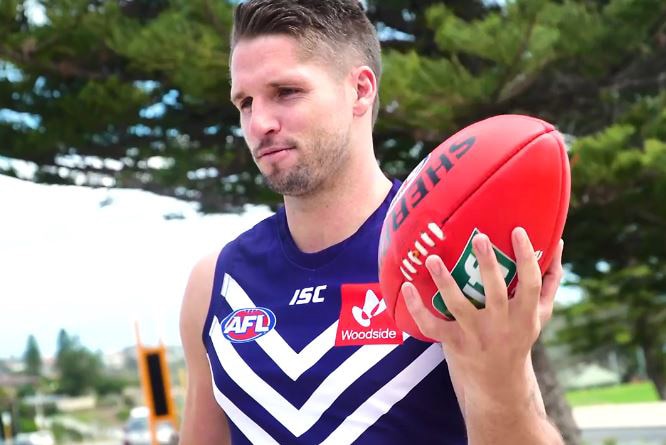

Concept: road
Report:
left=582, top=426, right=666, bottom=445
left=574, top=402, right=666, bottom=445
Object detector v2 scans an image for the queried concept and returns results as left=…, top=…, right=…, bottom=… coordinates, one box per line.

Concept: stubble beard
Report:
left=261, top=126, right=351, bottom=197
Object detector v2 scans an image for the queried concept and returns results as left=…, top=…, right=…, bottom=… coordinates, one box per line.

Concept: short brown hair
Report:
left=231, top=0, right=382, bottom=125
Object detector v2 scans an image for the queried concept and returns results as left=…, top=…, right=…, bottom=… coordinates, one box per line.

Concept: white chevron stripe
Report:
left=208, top=359, right=280, bottom=445
left=221, top=270, right=230, bottom=297
left=319, top=344, right=444, bottom=445
left=220, top=273, right=338, bottom=380
left=210, top=316, right=401, bottom=437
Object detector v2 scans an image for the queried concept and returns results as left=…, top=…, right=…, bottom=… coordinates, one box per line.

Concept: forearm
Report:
left=454, top=358, right=564, bottom=445
left=462, top=382, right=563, bottom=445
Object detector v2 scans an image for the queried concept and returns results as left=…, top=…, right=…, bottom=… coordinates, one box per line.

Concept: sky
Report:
left=0, top=173, right=273, bottom=359
left=0, top=172, right=581, bottom=360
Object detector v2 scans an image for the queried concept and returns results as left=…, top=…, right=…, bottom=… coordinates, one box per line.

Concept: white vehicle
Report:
left=13, top=431, right=55, bottom=445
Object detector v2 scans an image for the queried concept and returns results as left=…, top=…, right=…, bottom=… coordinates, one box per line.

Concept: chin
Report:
left=266, top=174, right=319, bottom=197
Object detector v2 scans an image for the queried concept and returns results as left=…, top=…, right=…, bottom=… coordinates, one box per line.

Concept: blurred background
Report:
left=1, top=0, right=665, bottom=444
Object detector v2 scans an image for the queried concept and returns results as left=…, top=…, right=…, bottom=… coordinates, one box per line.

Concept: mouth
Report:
left=257, top=146, right=295, bottom=159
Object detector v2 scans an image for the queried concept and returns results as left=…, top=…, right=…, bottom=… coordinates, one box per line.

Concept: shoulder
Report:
left=180, top=251, right=219, bottom=339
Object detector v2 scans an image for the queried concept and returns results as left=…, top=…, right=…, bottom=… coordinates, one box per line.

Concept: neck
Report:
left=283, top=140, right=392, bottom=254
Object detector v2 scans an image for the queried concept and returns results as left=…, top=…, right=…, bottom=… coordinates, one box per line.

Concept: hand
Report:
left=400, top=227, right=564, bottom=402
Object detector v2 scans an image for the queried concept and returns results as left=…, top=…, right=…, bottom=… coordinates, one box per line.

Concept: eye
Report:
left=278, top=87, right=300, bottom=98
left=239, top=97, right=252, bottom=111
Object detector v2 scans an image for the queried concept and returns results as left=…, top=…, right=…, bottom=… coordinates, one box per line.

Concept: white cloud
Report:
left=0, top=175, right=273, bottom=358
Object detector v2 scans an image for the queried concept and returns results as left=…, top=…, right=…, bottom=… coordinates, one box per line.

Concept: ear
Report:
left=350, top=66, right=377, bottom=119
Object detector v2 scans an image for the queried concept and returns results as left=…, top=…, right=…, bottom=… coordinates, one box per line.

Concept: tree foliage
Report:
left=1, top=0, right=254, bottom=211
left=557, top=97, right=666, bottom=399
left=3, top=0, right=665, bottom=208
left=54, top=329, right=102, bottom=396
left=22, top=334, right=42, bottom=377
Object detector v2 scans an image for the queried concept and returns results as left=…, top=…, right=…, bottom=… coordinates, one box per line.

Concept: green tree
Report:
left=0, top=386, right=12, bottom=411
left=2, top=0, right=665, bottom=209
left=23, top=335, right=42, bottom=377
left=54, top=330, right=102, bottom=396
left=0, top=0, right=252, bottom=211
left=55, top=328, right=72, bottom=371
left=56, top=346, right=103, bottom=396
left=556, top=104, right=666, bottom=399
left=94, top=373, right=130, bottom=396
left=55, top=329, right=72, bottom=355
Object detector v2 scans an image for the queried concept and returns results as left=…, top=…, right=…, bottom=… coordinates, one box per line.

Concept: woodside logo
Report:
left=351, top=289, right=386, bottom=327
left=335, top=283, right=403, bottom=347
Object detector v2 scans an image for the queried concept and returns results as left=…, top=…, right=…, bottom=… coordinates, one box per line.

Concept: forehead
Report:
left=230, top=35, right=342, bottom=97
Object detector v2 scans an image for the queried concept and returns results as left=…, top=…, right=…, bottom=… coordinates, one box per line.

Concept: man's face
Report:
left=230, top=35, right=353, bottom=196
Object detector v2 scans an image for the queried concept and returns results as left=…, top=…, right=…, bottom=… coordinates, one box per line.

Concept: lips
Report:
left=256, top=146, right=294, bottom=159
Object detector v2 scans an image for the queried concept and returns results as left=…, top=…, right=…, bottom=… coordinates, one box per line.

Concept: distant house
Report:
left=102, top=345, right=184, bottom=372
left=3, top=358, right=26, bottom=374
left=22, top=394, right=97, bottom=412
left=0, top=356, right=57, bottom=379
left=0, top=373, right=38, bottom=388
left=559, top=363, right=622, bottom=390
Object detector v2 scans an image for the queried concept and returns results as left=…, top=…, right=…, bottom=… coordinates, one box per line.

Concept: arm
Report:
left=401, top=228, right=565, bottom=445
left=447, top=351, right=560, bottom=444
left=179, top=253, right=232, bottom=445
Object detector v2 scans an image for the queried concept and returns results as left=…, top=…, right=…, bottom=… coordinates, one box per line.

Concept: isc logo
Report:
left=221, top=308, right=276, bottom=343
left=289, top=285, right=327, bottom=305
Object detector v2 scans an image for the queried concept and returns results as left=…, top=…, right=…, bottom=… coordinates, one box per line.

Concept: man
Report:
left=179, top=1, right=565, bottom=444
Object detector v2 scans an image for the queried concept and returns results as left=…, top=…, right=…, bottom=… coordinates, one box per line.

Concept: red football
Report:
left=378, top=114, right=570, bottom=342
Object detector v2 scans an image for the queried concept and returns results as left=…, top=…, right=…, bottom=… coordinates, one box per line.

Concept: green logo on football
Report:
left=432, top=228, right=516, bottom=318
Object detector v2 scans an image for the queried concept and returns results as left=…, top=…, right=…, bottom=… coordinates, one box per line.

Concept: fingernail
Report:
left=476, top=233, right=490, bottom=254
left=426, top=256, right=443, bottom=275
left=513, top=227, right=527, bottom=246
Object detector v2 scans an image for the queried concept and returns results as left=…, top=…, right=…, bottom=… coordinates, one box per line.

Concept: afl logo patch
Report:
left=221, top=307, right=276, bottom=343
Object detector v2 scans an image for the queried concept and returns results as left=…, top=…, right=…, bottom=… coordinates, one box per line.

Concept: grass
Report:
left=566, top=381, right=660, bottom=406
left=68, top=405, right=125, bottom=426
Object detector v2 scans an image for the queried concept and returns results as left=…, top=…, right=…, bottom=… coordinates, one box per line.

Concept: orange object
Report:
left=134, top=322, right=178, bottom=445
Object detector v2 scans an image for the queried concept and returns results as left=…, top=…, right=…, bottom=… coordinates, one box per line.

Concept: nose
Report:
left=247, top=100, right=280, bottom=140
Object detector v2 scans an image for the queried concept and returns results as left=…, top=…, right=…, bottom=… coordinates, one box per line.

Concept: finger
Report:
left=512, top=227, right=542, bottom=320
left=424, top=255, right=479, bottom=329
left=401, top=281, right=457, bottom=342
left=541, top=239, right=564, bottom=302
left=471, top=232, right=509, bottom=317
left=539, top=239, right=564, bottom=324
